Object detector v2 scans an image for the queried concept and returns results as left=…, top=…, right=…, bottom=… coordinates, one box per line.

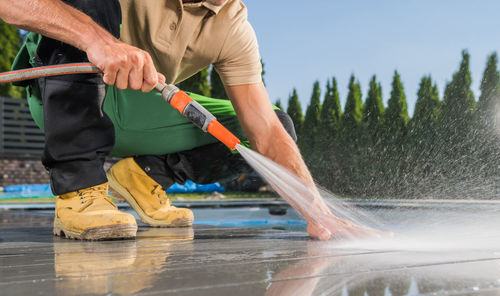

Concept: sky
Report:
left=245, top=0, right=500, bottom=116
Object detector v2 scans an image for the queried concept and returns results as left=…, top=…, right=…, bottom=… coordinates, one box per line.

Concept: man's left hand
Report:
left=307, top=214, right=390, bottom=240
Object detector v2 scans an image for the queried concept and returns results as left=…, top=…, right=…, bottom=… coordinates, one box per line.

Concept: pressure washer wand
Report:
left=0, top=63, right=241, bottom=150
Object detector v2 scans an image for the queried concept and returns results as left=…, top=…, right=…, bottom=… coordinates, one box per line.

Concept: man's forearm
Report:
left=0, top=0, right=161, bottom=92
left=257, top=126, right=313, bottom=185
left=258, top=123, right=332, bottom=217
left=0, top=0, right=114, bottom=52
left=227, top=83, right=332, bottom=220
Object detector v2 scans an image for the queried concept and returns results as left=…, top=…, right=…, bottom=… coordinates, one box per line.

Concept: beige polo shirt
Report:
left=119, top=0, right=262, bottom=86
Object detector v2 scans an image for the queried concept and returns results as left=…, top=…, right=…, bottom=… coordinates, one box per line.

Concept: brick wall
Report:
left=0, top=156, right=49, bottom=186
left=0, top=155, right=117, bottom=187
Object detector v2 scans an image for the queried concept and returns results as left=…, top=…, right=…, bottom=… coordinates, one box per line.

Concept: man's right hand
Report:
left=86, top=39, right=160, bottom=92
left=0, top=0, right=163, bottom=93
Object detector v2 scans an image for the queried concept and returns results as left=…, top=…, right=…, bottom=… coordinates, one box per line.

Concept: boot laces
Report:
left=77, top=184, right=115, bottom=210
left=152, top=185, right=171, bottom=207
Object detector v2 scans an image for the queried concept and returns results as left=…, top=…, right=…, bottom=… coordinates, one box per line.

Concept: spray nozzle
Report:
left=159, top=85, right=241, bottom=150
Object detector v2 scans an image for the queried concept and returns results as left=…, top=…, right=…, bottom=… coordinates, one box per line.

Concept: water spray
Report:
left=0, top=63, right=241, bottom=151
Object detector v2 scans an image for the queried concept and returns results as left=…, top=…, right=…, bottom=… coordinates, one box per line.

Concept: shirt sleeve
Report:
left=214, top=18, right=262, bottom=86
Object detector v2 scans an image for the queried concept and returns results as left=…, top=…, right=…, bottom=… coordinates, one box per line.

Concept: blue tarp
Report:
left=2, top=181, right=225, bottom=199
left=4, top=184, right=51, bottom=193
left=166, top=181, right=225, bottom=193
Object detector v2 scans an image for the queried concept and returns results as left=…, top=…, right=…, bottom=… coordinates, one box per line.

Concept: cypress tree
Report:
left=385, top=71, right=409, bottom=135
left=178, top=67, right=211, bottom=97
left=438, top=50, right=476, bottom=198
left=383, top=71, right=410, bottom=197
left=301, top=81, right=322, bottom=158
left=440, top=50, right=476, bottom=128
left=337, top=75, right=363, bottom=195
left=412, top=76, right=441, bottom=130
left=474, top=53, right=500, bottom=197
left=0, top=20, right=23, bottom=98
left=341, top=75, right=363, bottom=129
left=407, top=76, right=441, bottom=198
left=320, top=77, right=342, bottom=136
left=477, top=53, right=500, bottom=119
left=286, top=88, right=304, bottom=137
left=316, top=77, right=342, bottom=185
left=209, top=66, right=228, bottom=100
left=360, top=75, right=384, bottom=196
left=362, top=75, right=385, bottom=143
left=410, top=76, right=441, bottom=153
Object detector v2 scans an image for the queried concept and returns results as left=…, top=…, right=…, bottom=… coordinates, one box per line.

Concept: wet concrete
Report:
left=1, top=209, right=500, bottom=295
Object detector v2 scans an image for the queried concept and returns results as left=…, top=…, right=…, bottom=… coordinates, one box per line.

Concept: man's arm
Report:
left=0, top=0, right=162, bottom=91
left=226, top=82, right=381, bottom=240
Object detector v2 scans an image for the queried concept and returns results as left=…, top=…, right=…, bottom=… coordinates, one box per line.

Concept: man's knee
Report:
left=275, top=110, right=297, bottom=142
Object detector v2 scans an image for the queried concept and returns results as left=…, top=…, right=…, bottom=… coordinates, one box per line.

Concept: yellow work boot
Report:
left=53, top=183, right=138, bottom=240
left=106, top=158, right=194, bottom=227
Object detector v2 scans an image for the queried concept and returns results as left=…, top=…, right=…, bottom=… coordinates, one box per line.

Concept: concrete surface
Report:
left=1, top=209, right=500, bottom=295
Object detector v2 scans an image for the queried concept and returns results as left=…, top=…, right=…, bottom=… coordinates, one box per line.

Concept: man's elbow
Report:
left=274, top=110, right=297, bottom=142
left=0, top=12, right=13, bottom=26
left=0, top=8, right=24, bottom=28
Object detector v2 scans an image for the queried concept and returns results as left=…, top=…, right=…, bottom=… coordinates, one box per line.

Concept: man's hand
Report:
left=0, top=0, right=164, bottom=92
left=306, top=214, right=389, bottom=240
left=86, top=40, right=161, bottom=92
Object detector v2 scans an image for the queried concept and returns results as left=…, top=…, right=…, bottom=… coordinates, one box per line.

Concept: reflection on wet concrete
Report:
left=1, top=210, right=500, bottom=295
left=266, top=242, right=500, bottom=295
left=54, top=228, right=194, bottom=295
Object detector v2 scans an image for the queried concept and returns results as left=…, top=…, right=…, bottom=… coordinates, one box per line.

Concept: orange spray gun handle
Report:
left=155, top=82, right=241, bottom=150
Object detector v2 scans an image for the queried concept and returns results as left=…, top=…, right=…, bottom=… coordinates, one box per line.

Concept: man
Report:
left=1, top=0, right=372, bottom=240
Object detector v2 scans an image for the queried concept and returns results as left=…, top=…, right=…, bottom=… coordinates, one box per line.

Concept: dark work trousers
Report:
left=35, top=0, right=121, bottom=195
left=134, top=110, right=298, bottom=190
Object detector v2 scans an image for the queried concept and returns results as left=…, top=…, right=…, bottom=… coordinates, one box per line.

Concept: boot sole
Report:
left=106, top=171, right=194, bottom=228
left=53, top=218, right=137, bottom=240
